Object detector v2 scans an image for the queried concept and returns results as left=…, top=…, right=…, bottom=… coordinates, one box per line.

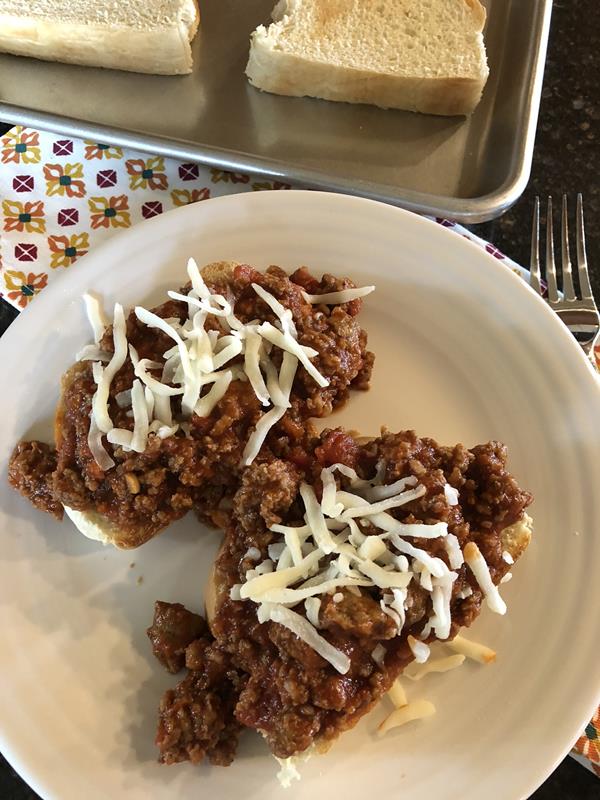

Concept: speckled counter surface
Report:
left=473, top=1, right=599, bottom=284
left=1, top=1, right=599, bottom=798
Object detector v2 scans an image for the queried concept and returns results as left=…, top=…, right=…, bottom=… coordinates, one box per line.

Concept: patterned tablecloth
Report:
left=0, top=125, right=598, bottom=777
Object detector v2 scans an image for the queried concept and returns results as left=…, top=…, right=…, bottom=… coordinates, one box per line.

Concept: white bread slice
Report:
left=0, top=0, right=200, bottom=75
left=246, top=0, right=489, bottom=116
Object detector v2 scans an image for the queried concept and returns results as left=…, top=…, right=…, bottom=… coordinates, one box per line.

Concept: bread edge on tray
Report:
left=0, top=0, right=200, bottom=75
left=246, top=0, right=489, bottom=116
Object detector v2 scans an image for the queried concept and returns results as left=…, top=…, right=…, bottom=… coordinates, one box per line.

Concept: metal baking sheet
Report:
left=0, top=0, right=552, bottom=223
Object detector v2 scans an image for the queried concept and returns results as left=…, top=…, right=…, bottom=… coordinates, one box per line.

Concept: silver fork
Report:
left=530, top=194, right=600, bottom=360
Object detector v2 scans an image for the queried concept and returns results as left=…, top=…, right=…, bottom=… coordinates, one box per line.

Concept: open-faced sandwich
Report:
left=7, top=255, right=533, bottom=785
left=8, top=259, right=374, bottom=548
left=148, top=426, right=532, bottom=770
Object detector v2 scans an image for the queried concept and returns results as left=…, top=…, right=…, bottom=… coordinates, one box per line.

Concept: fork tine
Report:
left=561, top=195, right=577, bottom=301
left=576, top=194, right=594, bottom=301
left=530, top=196, right=542, bottom=295
left=545, top=196, right=559, bottom=303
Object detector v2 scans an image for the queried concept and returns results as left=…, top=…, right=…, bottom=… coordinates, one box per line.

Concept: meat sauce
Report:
left=8, top=267, right=373, bottom=546
left=151, top=429, right=532, bottom=764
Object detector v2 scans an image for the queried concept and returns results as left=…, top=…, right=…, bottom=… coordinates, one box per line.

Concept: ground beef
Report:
left=233, top=265, right=373, bottom=417
left=203, top=429, right=532, bottom=759
left=151, top=605, right=246, bottom=768
left=315, top=428, right=360, bottom=469
left=147, top=601, right=208, bottom=674
left=50, top=361, right=260, bottom=548
left=232, top=458, right=302, bottom=543
left=8, top=441, right=63, bottom=519
left=156, top=638, right=245, bottom=767
left=320, top=591, right=398, bottom=640
left=9, top=266, right=373, bottom=547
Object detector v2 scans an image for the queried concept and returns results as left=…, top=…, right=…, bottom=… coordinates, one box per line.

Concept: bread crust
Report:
left=0, top=0, right=200, bottom=75
left=247, top=49, right=486, bottom=116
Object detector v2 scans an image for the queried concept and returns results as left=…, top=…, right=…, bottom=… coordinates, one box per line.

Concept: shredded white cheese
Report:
left=91, top=303, right=128, bottom=435
left=242, top=406, right=286, bottom=466
left=268, top=604, right=351, bottom=674
left=408, top=635, right=430, bottom=664
left=404, top=654, right=465, bottom=681
left=371, top=643, right=387, bottom=666
left=82, top=292, right=108, bottom=344
left=447, top=634, right=496, bottom=664
left=252, top=282, right=297, bottom=337
left=87, top=412, right=115, bottom=471
left=80, top=260, right=349, bottom=469
left=258, top=321, right=328, bottom=388
left=299, top=483, right=337, bottom=554
left=130, top=379, right=149, bottom=453
left=378, top=700, right=436, bottom=735
left=275, top=756, right=301, bottom=789
left=76, top=344, right=111, bottom=362
left=244, top=329, right=270, bottom=406
left=304, top=597, right=321, bottom=628
left=106, top=428, right=133, bottom=449
left=231, top=455, right=513, bottom=678
left=444, top=533, right=464, bottom=569
left=464, top=542, right=507, bottom=615
left=301, top=286, right=375, bottom=305
left=387, top=679, right=407, bottom=708
left=444, top=483, right=460, bottom=506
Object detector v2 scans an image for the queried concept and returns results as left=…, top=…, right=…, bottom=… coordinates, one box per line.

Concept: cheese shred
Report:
left=447, top=635, right=497, bottom=664
left=81, top=261, right=366, bottom=469
left=404, top=654, right=466, bottom=681
left=378, top=700, right=436, bottom=736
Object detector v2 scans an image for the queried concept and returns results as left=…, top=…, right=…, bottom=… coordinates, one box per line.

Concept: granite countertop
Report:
left=1, top=1, right=599, bottom=798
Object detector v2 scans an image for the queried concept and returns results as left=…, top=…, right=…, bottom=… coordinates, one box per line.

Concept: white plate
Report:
left=1, top=191, right=599, bottom=800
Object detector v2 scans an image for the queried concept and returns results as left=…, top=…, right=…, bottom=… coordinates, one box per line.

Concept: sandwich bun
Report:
left=58, top=261, right=240, bottom=549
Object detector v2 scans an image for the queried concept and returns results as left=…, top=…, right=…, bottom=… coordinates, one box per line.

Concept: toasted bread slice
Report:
left=0, top=0, right=200, bottom=75
left=246, top=0, right=489, bottom=115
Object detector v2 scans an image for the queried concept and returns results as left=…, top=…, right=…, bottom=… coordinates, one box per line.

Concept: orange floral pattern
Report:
left=171, top=188, right=211, bottom=206
left=210, top=168, right=250, bottom=184
left=83, top=141, right=124, bottom=160
left=126, top=157, right=168, bottom=191
left=2, top=200, right=45, bottom=233
left=1, top=127, right=40, bottom=165
left=88, top=195, right=131, bottom=229
left=44, top=163, right=85, bottom=198
left=3, top=270, right=48, bottom=308
left=48, top=233, right=89, bottom=268
left=574, top=708, right=600, bottom=771
left=252, top=180, right=292, bottom=192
